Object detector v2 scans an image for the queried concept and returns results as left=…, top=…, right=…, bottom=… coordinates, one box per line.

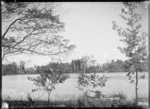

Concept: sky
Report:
left=3, top=2, right=148, bottom=68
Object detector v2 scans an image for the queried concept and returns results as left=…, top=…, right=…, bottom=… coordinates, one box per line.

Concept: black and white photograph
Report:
left=1, top=1, right=149, bottom=108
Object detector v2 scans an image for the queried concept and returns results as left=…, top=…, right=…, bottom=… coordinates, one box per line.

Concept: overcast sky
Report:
left=4, top=2, right=148, bottom=67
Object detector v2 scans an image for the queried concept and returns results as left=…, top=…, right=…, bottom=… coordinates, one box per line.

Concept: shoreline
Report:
left=2, top=72, right=148, bottom=76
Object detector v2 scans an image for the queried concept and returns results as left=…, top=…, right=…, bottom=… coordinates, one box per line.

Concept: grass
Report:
left=107, top=92, right=127, bottom=100
left=129, top=94, right=148, bottom=107
left=3, top=92, right=147, bottom=108
left=76, top=92, right=146, bottom=108
left=4, top=99, right=78, bottom=108
left=3, top=94, right=78, bottom=108
left=54, top=94, right=78, bottom=101
left=138, top=94, right=148, bottom=102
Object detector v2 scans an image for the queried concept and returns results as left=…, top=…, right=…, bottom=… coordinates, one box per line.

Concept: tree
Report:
left=26, top=67, right=36, bottom=74
left=28, top=63, right=69, bottom=106
left=2, top=62, right=19, bottom=75
left=2, top=2, right=75, bottom=61
left=112, top=2, right=147, bottom=105
left=78, top=56, right=108, bottom=98
left=80, top=56, right=96, bottom=73
left=19, top=60, right=26, bottom=73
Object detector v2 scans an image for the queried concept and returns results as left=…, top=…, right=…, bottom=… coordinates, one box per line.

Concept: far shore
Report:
left=2, top=72, right=148, bottom=77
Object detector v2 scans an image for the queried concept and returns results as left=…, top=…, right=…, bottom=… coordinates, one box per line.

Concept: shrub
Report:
left=77, top=92, right=145, bottom=107
left=108, top=92, right=127, bottom=100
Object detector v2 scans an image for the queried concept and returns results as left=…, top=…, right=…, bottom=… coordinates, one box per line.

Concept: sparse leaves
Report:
left=112, top=2, right=147, bottom=105
left=77, top=56, right=108, bottom=97
left=28, top=63, right=70, bottom=105
left=2, top=2, right=75, bottom=60
left=78, top=73, right=108, bottom=90
left=112, top=2, right=147, bottom=73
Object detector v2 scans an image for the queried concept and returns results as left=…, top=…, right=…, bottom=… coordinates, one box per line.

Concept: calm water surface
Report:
left=2, top=72, right=148, bottom=101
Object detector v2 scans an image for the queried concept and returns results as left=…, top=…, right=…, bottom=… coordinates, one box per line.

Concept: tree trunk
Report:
left=148, top=4, right=150, bottom=108
left=135, top=71, right=138, bottom=106
left=47, top=92, right=51, bottom=107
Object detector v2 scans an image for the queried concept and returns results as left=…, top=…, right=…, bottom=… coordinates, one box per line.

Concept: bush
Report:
left=77, top=95, right=114, bottom=107
left=138, top=95, right=148, bottom=102
left=77, top=92, right=145, bottom=107
left=108, top=92, right=127, bottom=100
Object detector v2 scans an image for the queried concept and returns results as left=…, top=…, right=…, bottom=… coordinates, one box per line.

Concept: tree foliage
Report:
left=2, top=58, right=148, bottom=75
left=112, top=2, right=147, bottom=69
left=77, top=56, right=108, bottom=98
left=2, top=2, right=75, bottom=60
left=2, top=62, right=18, bottom=75
left=28, top=63, right=69, bottom=105
left=112, top=2, right=148, bottom=105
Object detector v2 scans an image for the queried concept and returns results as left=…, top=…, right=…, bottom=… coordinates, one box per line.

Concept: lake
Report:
left=2, top=72, right=148, bottom=101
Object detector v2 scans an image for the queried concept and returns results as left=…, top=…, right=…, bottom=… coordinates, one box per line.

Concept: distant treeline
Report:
left=2, top=59, right=148, bottom=75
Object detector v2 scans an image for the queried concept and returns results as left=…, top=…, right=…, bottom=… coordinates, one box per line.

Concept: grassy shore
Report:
left=3, top=92, right=148, bottom=108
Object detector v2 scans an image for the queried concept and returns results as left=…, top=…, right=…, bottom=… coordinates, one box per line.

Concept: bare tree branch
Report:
left=3, top=44, right=72, bottom=57
left=2, top=18, right=22, bottom=39
left=2, top=2, right=75, bottom=60
left=12, top=30, right=36, bottom=48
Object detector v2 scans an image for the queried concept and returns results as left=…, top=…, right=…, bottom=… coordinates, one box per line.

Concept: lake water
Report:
left=2, top=72, right=148, bottom=101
